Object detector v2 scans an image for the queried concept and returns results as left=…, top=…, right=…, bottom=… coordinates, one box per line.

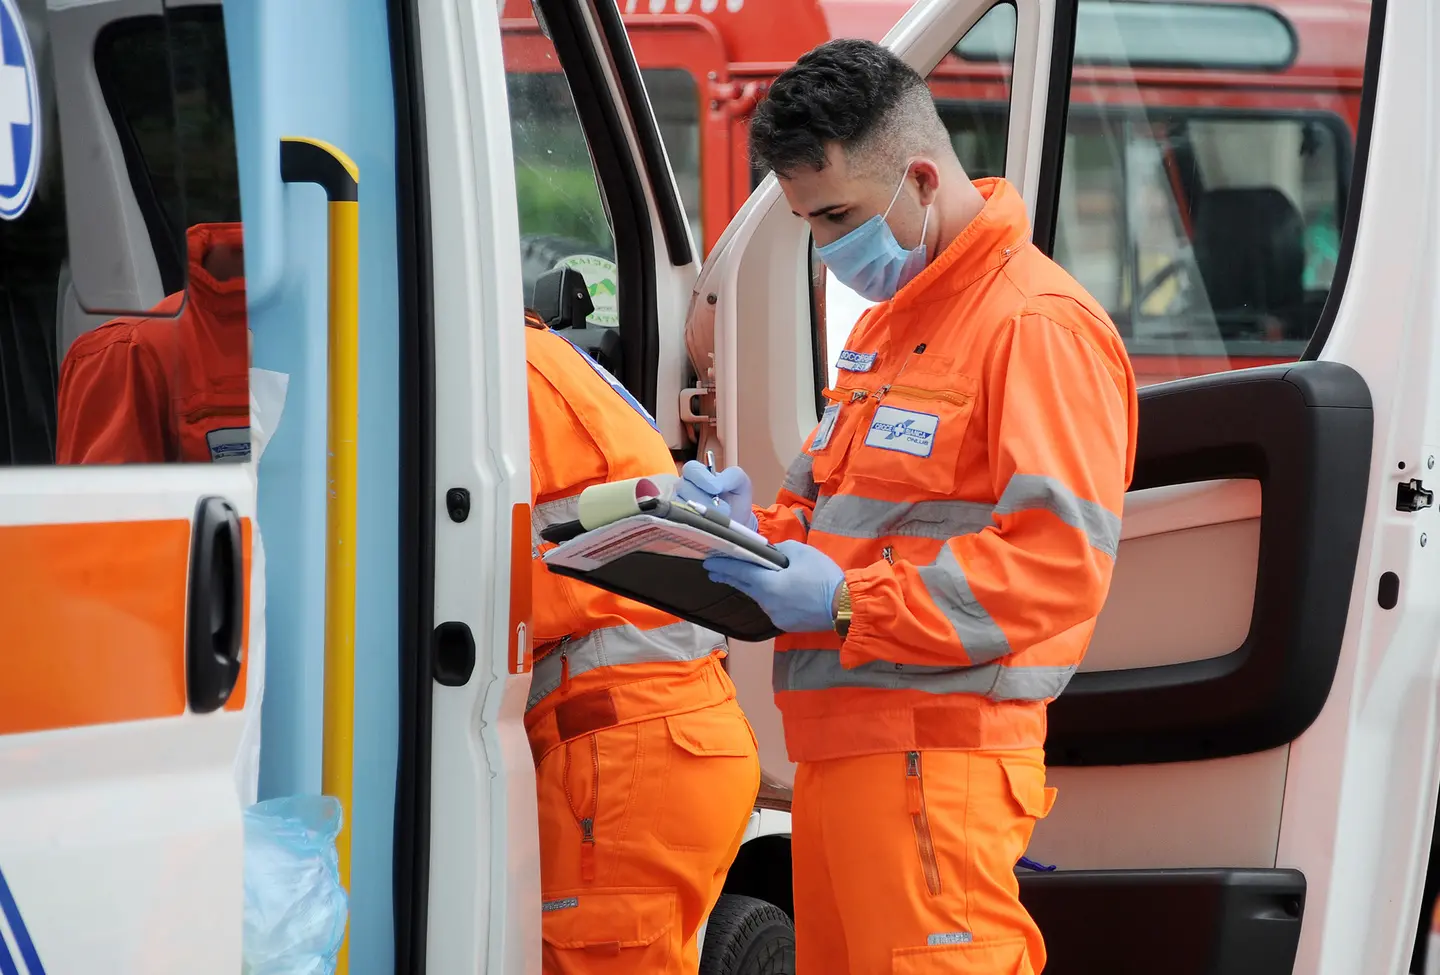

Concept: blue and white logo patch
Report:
left=206, top=426, right=252, bottom=463
left=0, top=0, right=40, bottom=222
left=864, top=406, right=938, bottom=457
left=836, top=349, right=877, bottom=373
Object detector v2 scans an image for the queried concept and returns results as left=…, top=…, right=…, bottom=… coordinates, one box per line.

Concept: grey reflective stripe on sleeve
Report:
left=915, top=544, right=1011, bottom=663
left=528, top=620, right=727, bottom=709
left=795, top=507, right=811, bottom=531
left=773, top=649, right=1075, bottom=701
left=782, top=452, right=819, bottom=502
left=810, top=493, right=994, bottom=541
left=995, top=474, right=1121, bottom=558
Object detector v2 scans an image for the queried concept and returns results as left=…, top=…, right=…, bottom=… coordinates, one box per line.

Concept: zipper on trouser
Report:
left=906, top=751, right=942, bottom=896
left=563, top=734, right=600, bottom=881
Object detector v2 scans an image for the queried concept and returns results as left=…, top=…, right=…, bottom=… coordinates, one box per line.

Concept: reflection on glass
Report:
left=0, top=0, right=248, bottom=466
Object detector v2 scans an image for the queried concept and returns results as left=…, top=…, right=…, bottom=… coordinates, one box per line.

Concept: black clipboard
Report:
left=541, top=497, right=789, bottom=642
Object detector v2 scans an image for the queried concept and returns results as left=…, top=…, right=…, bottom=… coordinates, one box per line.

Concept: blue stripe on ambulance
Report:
left=0, top=865, right=46, bottom=975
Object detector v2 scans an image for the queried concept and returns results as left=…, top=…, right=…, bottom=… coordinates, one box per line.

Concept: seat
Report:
left=1190, top=187, right=1308, bottom=341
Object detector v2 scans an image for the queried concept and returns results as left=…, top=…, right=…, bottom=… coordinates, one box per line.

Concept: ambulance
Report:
left=0, top=0, right=1436, bottom=973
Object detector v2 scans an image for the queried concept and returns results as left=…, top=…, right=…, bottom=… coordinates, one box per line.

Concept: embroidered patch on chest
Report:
left=836, top=349, right=877, bottom=373
left=206, top=426, right=252, bottom=463
left=811, top=403, right=840, bottom=451
left=864, top=406, right=938, bottom=457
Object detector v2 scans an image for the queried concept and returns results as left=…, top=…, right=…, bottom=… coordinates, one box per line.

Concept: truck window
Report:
left=1043, top=0, right=1364, bottom=386
left=0, top=1, right=247, bottom=467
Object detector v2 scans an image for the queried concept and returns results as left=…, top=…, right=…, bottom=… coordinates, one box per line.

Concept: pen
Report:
left=704, top=449, right=723, bottom=509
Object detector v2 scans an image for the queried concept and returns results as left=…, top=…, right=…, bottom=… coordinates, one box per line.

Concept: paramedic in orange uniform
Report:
left=525, top=311, right=761, bottom=973
left=56, top=222, right=250, bottom=465
left=680, top=41, right=1139, bottom=974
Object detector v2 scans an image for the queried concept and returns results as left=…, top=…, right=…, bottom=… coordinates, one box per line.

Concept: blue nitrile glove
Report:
left=704, top=540, right=845, bottom=633
left=678, top=460, right=758, bottom=531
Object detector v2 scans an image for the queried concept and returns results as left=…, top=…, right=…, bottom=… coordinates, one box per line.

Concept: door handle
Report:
left=187, top=495, right=244, bottom=713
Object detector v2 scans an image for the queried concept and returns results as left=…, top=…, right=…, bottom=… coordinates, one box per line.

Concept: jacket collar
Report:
left=184, top=222, right=248, bottom=321
left=886, top=177, right=1032, bottom=314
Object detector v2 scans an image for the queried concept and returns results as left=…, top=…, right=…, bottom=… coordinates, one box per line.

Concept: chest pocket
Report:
left=808, top=386, right=874, bottom=489
left=844, top=357, right=978, bottom=498
left=177, top=384, right=250, bottom=464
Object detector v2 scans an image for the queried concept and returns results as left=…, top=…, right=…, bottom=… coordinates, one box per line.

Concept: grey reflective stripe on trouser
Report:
left=528, top=620, right=727, bottom=709
left=996, top=474, right=1121, bottom=558
left=773, top=649, right=1076, bottom=702
left=782, top=452, right=819, bottom=502
left=532, top=495, right=582, bottom=557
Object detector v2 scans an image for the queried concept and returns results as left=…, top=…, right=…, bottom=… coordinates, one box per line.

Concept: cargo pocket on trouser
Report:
left=999, top=758, right=1057, bottom=822
left=541, top=887, right=679, bottom=975
left=654, top=703, right=760, bottom=851
left=892, top=937, right=1033, bottom=974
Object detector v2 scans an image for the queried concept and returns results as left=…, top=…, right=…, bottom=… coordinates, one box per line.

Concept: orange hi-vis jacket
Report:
left=56, top=223, right=250, bottom=465
left=759, top=178, right=1139, bottom=763
left=524, top=317, right=730, bottom=761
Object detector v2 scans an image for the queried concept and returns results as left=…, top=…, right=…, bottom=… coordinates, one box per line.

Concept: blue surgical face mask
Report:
left=815, top=169, right=932, bottom=302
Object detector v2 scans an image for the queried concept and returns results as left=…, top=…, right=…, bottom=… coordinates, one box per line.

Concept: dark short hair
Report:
left=749, top=39, right=932, bottom=178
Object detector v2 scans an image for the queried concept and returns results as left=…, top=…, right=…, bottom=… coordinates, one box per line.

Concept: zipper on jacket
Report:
left=883, top=546, right=894, bottom=565
left=564, top=735, right=601, bottom=882
left=557, top=635, right=572, bottom=695
left=906, top=751, right=942, bottom=896
left=875, top=383, right=968, bottom=407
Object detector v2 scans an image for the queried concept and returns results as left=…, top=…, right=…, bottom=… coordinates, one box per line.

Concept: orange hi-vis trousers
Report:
left=529, top=655, right=761, bottom=974
left=792, top=747, right=1056, bottom=974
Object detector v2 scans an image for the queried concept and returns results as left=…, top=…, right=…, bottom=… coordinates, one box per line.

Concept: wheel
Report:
left=699, top=893, right=796, bottom=975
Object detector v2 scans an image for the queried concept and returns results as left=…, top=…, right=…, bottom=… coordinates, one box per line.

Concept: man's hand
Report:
left=678, top=460, right=758, bottom=531
left=704, top=540, right=845, bottom=633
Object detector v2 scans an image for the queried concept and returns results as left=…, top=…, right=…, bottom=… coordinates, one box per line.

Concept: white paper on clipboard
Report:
left=541, top=513, right=782, bottom=573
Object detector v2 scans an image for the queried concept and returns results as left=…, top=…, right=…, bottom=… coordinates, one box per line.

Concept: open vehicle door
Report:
left=688, top=0, right=1440, bottom=969
left=393, top=0, right=700, bottom=970
left=0, top=0, right=256, bottom=969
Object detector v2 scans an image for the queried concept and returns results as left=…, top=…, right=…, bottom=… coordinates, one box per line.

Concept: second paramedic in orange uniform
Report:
left=55, top=222, right=250, bottom=465
left=525, top=313, right=761, bottom=973
left=681, top=41, right=1139, bottom=973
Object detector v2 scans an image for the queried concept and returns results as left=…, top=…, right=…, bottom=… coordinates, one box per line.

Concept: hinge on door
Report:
left=1396, top=478, right=1434, bottom=512
left=681, top=379, right=715, bottom=427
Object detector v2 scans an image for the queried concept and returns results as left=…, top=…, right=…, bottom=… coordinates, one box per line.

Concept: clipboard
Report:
left=541, top=497, right=790, bottom=642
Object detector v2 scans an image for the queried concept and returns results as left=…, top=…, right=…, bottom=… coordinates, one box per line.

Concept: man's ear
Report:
left=912, top=159, right=942, bottom=207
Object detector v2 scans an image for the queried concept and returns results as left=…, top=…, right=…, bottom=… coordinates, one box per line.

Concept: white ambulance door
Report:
left=402, top=0, right=701, bottom=971
left=0, top=0, right=254, bottom=970
left=696, top=0, right=1440, bottom=970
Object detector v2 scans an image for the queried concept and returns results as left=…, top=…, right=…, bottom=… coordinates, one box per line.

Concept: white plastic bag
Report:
left=242, top=795, right=348, bottom=975
left=234, top=368, right=290, bottom=806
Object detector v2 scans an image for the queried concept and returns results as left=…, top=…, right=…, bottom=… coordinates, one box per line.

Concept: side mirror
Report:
left=532, top=267, right=593, bottom=331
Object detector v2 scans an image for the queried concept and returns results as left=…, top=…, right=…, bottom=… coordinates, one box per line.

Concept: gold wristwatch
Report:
left=833, top=581, right=853, bottom=639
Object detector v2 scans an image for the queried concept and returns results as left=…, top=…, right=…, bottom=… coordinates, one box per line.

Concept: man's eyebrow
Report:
left=793, top=203, right=847, bottom=218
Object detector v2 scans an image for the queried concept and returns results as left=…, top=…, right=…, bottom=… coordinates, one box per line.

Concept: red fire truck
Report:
left=501, top=0, right=1370, bottom=386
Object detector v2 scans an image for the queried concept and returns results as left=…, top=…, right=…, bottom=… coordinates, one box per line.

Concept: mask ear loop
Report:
left=882, top=167, right=912, bottom=220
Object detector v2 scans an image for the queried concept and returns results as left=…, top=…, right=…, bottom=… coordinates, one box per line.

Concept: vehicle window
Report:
left=0, top=1, right=248, bottom=467
left=816, top=2, right=1017, bottom=390
left=1046, top=0, right=1367, bottom=386
left=644, top=68, right=702, bottom=255
left=507, top=70, right=617, bottom=324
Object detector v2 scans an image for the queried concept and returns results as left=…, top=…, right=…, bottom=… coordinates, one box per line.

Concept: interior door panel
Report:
left=1020, top=360, right=1373, bottom=973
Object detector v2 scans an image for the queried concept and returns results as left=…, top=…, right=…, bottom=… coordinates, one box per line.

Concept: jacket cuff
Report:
left=838, top=564, right=890, bottom=669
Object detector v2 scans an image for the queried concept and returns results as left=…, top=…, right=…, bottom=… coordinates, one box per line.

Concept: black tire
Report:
left=699, top=893, right=796, bottom=975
